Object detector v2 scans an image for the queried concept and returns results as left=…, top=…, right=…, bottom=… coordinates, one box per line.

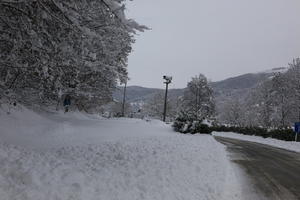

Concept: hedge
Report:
left=210, top=126, right=297, bottom=142
left=173, top=122, right=298, bottom=142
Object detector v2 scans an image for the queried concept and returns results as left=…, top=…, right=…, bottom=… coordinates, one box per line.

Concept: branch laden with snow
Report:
left=0, top=0, right=147, bottom=111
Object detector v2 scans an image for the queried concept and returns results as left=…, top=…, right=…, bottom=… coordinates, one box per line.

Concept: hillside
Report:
left=113, top=86, right=183, bottom=104
left=113, top=67, right=286, bottom=108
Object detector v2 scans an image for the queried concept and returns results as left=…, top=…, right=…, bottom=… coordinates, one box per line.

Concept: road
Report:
left=215, top=136, right=300, bottom=200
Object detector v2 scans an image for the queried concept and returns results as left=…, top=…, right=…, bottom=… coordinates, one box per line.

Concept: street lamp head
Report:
left=163, top=75, right=172, bottom=82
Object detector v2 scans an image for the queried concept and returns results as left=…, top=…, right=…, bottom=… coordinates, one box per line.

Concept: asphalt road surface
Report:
left=215, top=136, right=300, bottom=200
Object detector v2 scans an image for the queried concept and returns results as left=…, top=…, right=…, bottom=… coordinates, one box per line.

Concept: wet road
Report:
left=215, top=137, right=300, bottom=200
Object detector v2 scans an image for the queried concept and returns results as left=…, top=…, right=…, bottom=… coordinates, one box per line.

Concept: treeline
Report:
left=172, top=59, right=300, bottom=142
left=219, top=58, right=300, bottom=129
left=0, top=0, right=146, bottom=112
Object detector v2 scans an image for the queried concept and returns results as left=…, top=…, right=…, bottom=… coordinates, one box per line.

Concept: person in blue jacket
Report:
left=63, top=95, right=71, bottom=113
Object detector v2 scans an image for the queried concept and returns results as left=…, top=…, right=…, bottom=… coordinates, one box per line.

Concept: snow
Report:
left=257, top=67, right=287, bottom=74
left=213, top=132, right=300, bottom=153
left=0, top=107, right=247, bottom=200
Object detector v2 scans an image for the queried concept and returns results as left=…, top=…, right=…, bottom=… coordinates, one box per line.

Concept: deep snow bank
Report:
left=0, top=108, right=243, bottom=200
left=213, top=132, right=300, bottom=153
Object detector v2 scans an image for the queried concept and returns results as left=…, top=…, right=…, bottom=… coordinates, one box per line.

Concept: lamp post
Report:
left=121, top=79, right=127, bottom=117
left=163, top=75, right=172, bottom=122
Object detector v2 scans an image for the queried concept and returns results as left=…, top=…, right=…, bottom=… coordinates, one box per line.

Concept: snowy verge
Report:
left=0, top=107, right=244, bottom=200
left=0, top=107, right=172, bottom=149
left=213, top=132, right=300, bottom=153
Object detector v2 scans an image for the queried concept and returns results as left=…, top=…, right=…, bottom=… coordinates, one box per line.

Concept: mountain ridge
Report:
left=113, top=67, right=286, bottom=107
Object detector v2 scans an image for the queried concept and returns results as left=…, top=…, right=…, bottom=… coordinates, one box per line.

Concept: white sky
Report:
left=125, top=0, right=300, bottom=88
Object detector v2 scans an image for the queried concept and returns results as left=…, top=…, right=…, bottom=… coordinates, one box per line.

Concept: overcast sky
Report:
left=125, top=0, right=300, bottom=89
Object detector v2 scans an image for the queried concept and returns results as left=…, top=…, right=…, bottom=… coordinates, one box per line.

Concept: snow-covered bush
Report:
left=173, top=112, right=212, bottom=134
left=191, top=122, right=212, bottom=134
left=211, top=126, right=297, bottom=141
left=179, top=74, right=215, bottom=121
left=172, top=111, right=191, bottom=133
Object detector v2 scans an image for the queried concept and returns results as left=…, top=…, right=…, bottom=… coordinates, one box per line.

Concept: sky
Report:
left=125, top=0, right=300, bottom=89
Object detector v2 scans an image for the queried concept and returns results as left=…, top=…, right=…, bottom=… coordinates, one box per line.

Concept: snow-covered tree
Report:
left=221, top=58, right=300, bottom=128
left=0, top=0, right=147, bottom=110
left=285, top=58, right=300, bottom=122
left=246, top=80, right=274, bottom=127
left=219, top=99, right=245, bottom=127
left=180, top=74, right=215, bottom=121
left=270, top=72, right=293, bottom=128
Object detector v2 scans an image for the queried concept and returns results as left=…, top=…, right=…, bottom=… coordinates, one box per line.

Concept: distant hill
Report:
left=212, top=67, right=286, bottom=106
left=113, top=86, right=183, bottom=103
left=113, top=67, right=286, bottom=109
left=113, top=86, right=160, bottom=103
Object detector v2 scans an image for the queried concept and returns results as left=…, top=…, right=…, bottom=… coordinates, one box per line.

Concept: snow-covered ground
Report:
left=213, top=132, right=300, bottom=153
left=0, top=107, right=251, bottom=200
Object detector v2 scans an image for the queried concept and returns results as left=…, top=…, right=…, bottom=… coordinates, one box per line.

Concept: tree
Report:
left=180, top=74, right=215, bottom=121
left=286, top=58, right=300, bottom=122
left=0, top=0, right=147, bottom=111
left=219, top=99, right=245, bottom=127
left=271, top=72, right=293, bottom=128
left=246, top=80, right=274, bottom=128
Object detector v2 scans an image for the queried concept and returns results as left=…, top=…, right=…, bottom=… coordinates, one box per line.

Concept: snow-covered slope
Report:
left=257, top=67, right=287, bottom=74
left=0, top=107, right=172, bottom=149
left=0, top=107, right=250, bottom=200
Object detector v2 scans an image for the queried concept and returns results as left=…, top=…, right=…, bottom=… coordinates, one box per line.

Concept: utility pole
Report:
left=121, top=80, right=127, bottom=117
left=163, top=75, right=172, bottom=122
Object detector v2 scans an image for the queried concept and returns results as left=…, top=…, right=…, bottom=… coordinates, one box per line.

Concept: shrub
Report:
left=269, top=129, right=295, bottom=141
left=212, top=126, right=297, bottom=142
left=173, top=120, right=186, bottom=133
left=173, top=117, right=297, bottom=141
left=172, top=116, right=212, bottom=134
